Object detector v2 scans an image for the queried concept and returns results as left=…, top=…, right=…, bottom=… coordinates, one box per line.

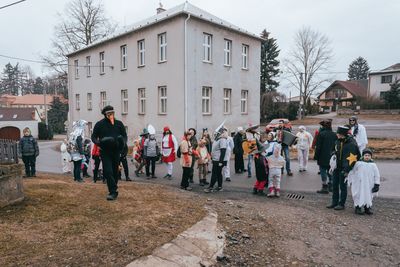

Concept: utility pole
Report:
left=298, top=72, right=303, bottom=120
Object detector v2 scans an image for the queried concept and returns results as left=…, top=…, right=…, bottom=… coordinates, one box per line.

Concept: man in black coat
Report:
left=326, top=126, right=360, bottom=210
left=91, top=106, right=127, bottom=201
left=314, top=120, right=337, bottom=194
left=233, top=127, right=245, bottom=173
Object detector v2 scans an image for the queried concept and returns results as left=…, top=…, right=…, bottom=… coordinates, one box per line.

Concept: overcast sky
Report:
left=0, top=0, right=399, bottom=96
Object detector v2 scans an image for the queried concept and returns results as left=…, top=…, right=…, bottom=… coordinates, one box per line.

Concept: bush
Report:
left=38, top=122, right=54, bottom=140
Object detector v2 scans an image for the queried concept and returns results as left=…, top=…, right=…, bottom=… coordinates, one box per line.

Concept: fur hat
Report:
left=101, top=105, right=114, bottom=115
left=337, top=126, right=350, bottom=136
left=362, top=148, right=373, bottom=156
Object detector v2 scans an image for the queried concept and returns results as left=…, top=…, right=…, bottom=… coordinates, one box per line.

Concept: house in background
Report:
left=67, top=2, right=262, bottom=142
left=0, top=107, right=42, bottom=140
left=368, top=63, right=400, bottom=100
left=317, top=80, right=368, bottom=112
left=0, top=94, right=67, bottom=120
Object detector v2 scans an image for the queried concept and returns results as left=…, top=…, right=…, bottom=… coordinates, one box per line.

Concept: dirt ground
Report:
left=0, top=174, right=206, bottom=267
left=207, top=192, right=400, bottom=267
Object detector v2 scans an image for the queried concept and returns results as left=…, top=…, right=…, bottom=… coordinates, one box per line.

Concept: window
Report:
left=241, top=90, right=248, bottom=114
left=74, top=59, right=79, bottom=78
left=100, top=91, right=107, bottom=109
left=242, top=44, right=249, bottom=69
left=381, top=75, right=392, bottom=84
left=158, top=33, right=167, bottom=62
left=121, top=89, right=128, bottom=114
left=75, top=94, right=80, bottom=110
left=223, top=88, right=231, bottom=114
left=224, top=39, right=232, bottom=66
left=203, top=33, right=212, bottom=62
left=99, top=52, right=105, bottom=74
left=202, top=87, right=212, bottom=114
left=138, top=39, right=145, bottom=67
left=87, top=93, right=92, bottom=110
left=120, top=45, right=127, bottom=70
left=86, top=56, right=91, bottom=77
left=158, top=86, right=167, bottom=114
left=138, top=88, right=146, bottom=114
left=380, top=91, right=389, bottom=100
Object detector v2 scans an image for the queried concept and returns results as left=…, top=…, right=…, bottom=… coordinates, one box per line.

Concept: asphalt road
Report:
left=37, top=140, right=400, bottom=199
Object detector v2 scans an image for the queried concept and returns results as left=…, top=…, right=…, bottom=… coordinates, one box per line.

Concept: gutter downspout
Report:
left=184, top=13, right=191, bottom=131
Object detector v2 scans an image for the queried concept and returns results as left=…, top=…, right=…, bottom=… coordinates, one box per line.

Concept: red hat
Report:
left=163, top=126, right=170, bottom=132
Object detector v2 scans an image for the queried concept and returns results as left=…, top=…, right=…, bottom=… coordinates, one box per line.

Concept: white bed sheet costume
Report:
left=347, top=160, right=380, bottom=208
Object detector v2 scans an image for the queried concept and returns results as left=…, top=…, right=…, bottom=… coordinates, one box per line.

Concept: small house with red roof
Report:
left=317, top=80, right=368, bottom=112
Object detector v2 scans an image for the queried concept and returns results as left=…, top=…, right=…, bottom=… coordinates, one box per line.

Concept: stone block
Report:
left=0, top=163, right=24, bottom=208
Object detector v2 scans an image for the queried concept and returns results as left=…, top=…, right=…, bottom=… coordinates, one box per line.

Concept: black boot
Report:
left=258, top=190, right=266, bottom=196
left=355, top=206, right=364, bottom=215
left=364, top=206, right=373, bottom=215
left=203, top=179, right=209, bottom=185
left=252, top=188, right=258, bottom=194
left=199, top=179, right=205, bottom=186
left=317, top=184, right=329, bottom=194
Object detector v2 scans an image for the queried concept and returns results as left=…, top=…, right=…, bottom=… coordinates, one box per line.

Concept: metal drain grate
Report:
left=286, top=193, right=305, bottom=200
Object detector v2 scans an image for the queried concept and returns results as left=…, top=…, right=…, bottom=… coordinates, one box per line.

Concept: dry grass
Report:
left=0, top=174, right=206, bottom=267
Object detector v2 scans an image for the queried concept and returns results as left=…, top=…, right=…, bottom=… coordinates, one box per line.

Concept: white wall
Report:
left=368, top=71, right=400, bottom=98
left=0, top=121, right=39, bottom=138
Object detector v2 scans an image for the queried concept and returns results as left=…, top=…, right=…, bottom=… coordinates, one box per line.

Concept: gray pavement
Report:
left=36, top=141, right=399, bottom=199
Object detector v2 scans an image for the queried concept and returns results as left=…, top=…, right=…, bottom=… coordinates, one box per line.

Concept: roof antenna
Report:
left=157, top=1, right=166, bottom=14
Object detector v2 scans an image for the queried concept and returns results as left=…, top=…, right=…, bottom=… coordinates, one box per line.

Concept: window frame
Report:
left=120, top=45, right=127, bottom=70
left=158, top=86, right=167, bottom=115
left=224, top=39, right=232, bottom=66
left=381, top=75, right=393, bottom=84
left=138, top=88, right=146, bottom=115
left=202, top=86, right=212, bottom=115
left=138, top=39, right=145, bottom=67
left=241, top=90, right=249, bottom=114
left=100, top=91, right=107, bottom=109
left=87, top=93, right=92, bottom=110
left=203, top=33, right=213, bottom=63
left=223, top=88, right=232, bottom=114
left=86, top=56, right=91, bottom=77
left=158, top=33, right=167, bottom=63
left=241, top=44, right=249, bottom=70
left=99, top=51, right=105, bottom=74
left=75, top=93, right=80, bottom=110
left=121, top=89, right=128, bottom=114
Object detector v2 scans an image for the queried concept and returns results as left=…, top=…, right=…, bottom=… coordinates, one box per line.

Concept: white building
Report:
left=0, top=107, right=42, bottom=139
left=67, top=2, right=262, bottom=142
left=368, top=63, right=400, bottom=99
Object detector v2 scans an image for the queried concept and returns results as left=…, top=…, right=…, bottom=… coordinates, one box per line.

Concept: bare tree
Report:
left=42, top=0, right=117, bottom=75
left=283, top=27, right=334, bottom=113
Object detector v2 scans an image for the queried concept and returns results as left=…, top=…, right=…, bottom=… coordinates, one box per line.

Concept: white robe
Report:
left=347, top=161, right=380, bottom=208
left=351, top=124, right=368, bottom=152
left=60, top=143, right=71, bottom=173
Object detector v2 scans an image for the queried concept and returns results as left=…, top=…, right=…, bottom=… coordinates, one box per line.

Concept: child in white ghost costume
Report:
left=60, top=139, right=71, bottom=173
left=347, top=148, right=380, bottom=215
left=267, top=144, right=286, bottom=197
left=295, top=125, right=313, bottom=172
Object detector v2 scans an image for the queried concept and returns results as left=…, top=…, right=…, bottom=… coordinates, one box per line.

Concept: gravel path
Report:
left=201, top=191, right=400, bottom=266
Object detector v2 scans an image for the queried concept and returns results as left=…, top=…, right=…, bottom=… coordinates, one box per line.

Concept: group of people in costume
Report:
left=63, top=107, right=381, bottom=214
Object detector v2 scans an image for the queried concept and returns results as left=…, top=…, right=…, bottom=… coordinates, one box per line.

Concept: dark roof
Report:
left=318, top=80, right=368, bottom=99
left=0, top=107, right=37, bottom=121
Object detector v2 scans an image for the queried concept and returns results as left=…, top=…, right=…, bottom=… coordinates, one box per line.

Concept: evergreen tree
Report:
left=0, top=63, right=21, bottom=95
left=348, top=57, right=370, bottom=80
left=260, top=29, right=280, bottom=94
left=47, top=97, right=69, bottom=133
left=33, top=77, right=45, bottom=94
left=383, top=79, right=400, bottom=108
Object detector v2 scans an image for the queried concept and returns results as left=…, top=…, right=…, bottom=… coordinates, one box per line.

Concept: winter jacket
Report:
left=334, top=136, right=360, bottom=174
left=233, top=132, right=244, bottom=154
left=91, top=117, right=127, bottom=154
left=18, top=135, right=39, bottom=157
left=144, top=138, right=158, bottom=158
left=314, top=128, right=337, bottom=168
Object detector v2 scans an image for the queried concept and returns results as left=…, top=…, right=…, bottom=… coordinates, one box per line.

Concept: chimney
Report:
left=157, top=2, right=166, bottom=14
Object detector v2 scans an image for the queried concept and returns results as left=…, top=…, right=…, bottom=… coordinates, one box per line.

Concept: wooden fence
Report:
left=0, top=139, right=18, bottom=164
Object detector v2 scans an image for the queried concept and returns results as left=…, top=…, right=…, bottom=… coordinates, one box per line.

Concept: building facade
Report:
left=67, top=2, right=261, bottom=142
left=318, top=80, right=367, bottom=112
left=368, top=63, right=400, bottom=99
